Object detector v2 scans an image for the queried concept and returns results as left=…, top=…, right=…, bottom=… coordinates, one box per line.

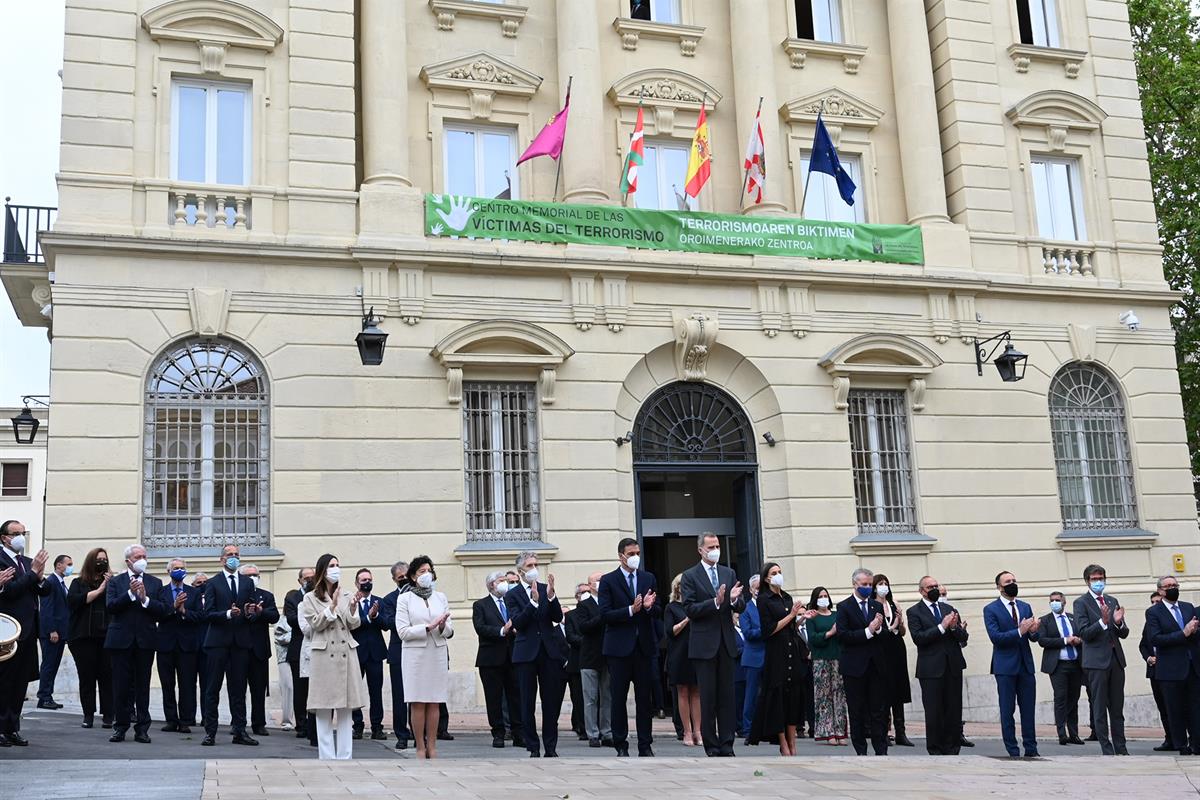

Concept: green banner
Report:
left=424, top=194, right=924, bottom=265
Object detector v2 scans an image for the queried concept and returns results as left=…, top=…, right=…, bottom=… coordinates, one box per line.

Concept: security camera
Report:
left=1119, top=310, right=1140, bottom=331
left=39, top=304, right=52, bottom=320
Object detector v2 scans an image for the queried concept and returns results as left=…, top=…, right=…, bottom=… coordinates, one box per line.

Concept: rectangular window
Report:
left=463, top=382, right=541, bottom=542
left=1, top=462, right=30, bottom=497
left=631, top=0, right=680, bottom=23
left=636, top=141, right=697, bottom=211
left=847, top=390, right=918, bottom=536
left=1016, top=0, right=1060, bottom=48
left=1031, top=157, right=1086, bottom=241
left=444, top=125, right=518, bottom=199
left=796, top=0, right=843, bottom=42
left=171, top=80, right=250, bottom=185
left=801, top=154, right=864, bottom=223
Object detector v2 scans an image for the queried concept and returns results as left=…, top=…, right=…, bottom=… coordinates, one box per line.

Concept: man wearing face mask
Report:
left=984, top=571, right=1041, bottom=758
left=836, top=568, right=888, bottom=756
left=104, top=543, right=167, bottom=744
left=474, top=570, right=521, bottom=748
left=351, top=568, right=388, bottom=741
left=239, top=563, right=279, bottom=737
left=156, top=558, right=200, bottom=733
left=575, top=571, right=611, bottom=749
left=1144, top=575, right=1200, bottom=755
left=1142, top=592, right=1175, bottom=751
left=599, top=538, right=659, bottom=757
left=36, top=554, right=72, bottom=709
left=378, top=560, right=413, bottom=749
left=1073, top=563, right=1129, bottom=756
left=906, top=576, right=967, bottom=756
left=190, top=572, right=210, bottom=731
left=283, top=567, right=316, bottom=741
left=504, top=550, right=567, bottom=757
left=200, top=544, right=259, bottom=747
left=1037, top=591, right=1085, bottom=746
left=0, top=520, right=52, bottom=746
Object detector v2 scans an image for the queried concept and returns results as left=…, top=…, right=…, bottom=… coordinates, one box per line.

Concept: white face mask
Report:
left=625, top=555, right=641, bottom=571
left=817, top=597, right=830, bottom=609
left=130, top=558, right=148, bottom=575
left=579, top=592, right=592, bottom=602
left=7, top=534, right=25, bottom=553
left=494, top=581, right=510, bottom=596
left=523, top=567, right=539, bottom=584
left=876, top=584, right=890, bottom=598
left=417, top=572, right=435, bottom=589
left=704, top=548, right=721, bottom=564
left=770, top=574, right=785, bottom=588
left=326, top=566, right=341, bottom=585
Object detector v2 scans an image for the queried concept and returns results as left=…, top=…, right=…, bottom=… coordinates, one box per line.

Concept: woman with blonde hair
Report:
left=664, top=573, right=702, bottom=746
left=301, top=553, right=364, bottom=759
left=395, top=555, right=453, bottom=759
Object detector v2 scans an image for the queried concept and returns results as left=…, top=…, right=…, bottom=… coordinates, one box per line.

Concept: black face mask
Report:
left=302, top=581, right=313, bottom=594
left=360, top=581, right=373, bottom=594
left=1165, top=587, right=1181, bottom=603
left=95, top=560, right=109, bottom=571
left=926, top=587, right=941, bottom=603
left=1002, top=582, right=1019, bottom=598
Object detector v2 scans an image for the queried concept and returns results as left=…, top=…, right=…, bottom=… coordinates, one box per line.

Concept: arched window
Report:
left=143, top=338, right=269, bottom=548
left=1048, top=364, right=1137, bottom=530
left=633, top=382, right=756, bottom=465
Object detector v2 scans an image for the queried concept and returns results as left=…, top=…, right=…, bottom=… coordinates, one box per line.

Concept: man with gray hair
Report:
left=835, top=566, right=888, bottom=755
left=378, top=560, right=412, bottom=748
left=474, top=570, right=521, bottom=747
left=505, top=550, right=567, bottom=756
left=105, top=542, right=166, bottom=744
left=156, top=557, right=200, bottom=733
left=238, top=563, right=279, bottom=737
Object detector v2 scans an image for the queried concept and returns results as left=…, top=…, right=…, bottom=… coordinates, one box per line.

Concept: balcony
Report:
left=3, top=199, right=56, bottom=264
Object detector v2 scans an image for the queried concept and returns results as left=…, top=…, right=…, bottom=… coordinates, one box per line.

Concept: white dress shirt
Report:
left=126, top=568, right=150, bottom=607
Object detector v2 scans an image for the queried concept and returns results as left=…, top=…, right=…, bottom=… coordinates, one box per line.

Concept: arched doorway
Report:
left=632, top=382, right=763, bottom=589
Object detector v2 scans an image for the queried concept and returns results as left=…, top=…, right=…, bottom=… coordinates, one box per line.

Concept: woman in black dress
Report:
left=872, top=572, right=914, bottom=746
left=665, top=573, right=701, bottom=747
left=749, top=562, right=816, bottom=755
left=66, top=547, right=113, bottom=729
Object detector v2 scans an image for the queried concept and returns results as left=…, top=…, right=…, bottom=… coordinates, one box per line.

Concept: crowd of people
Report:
left=2, top=519, right=1199, bottom=760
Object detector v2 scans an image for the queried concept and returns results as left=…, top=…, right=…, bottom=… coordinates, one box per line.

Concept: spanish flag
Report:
left=683, top=102, right=711, bottom=199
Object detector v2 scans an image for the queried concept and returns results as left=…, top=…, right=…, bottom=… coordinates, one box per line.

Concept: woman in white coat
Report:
left=302, top=553, right=365, bottom=759
left=395, top=555, right=453, bottom=758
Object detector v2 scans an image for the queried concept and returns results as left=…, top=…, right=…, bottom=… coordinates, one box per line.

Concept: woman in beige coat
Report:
left=395, top=555, right=453, bottom=758
left=302, top=553, right=365, bottom=760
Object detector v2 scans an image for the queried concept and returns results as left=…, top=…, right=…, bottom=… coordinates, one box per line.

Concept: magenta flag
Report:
left=516, top=93, right=570, bottom=165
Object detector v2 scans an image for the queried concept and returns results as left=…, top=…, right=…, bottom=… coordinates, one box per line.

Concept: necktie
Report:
left=1010, top=602, right=1018, bottom=625
left=499, top=597, right=508, bottom=622
left=1174, top=604, right=1186, bottom=630
left=1059, top=616, right=1076, bottom=660
left=709, top=567, right=718, bottom=592
left=15, top=556, right=24, bottom=576
left=362, top=599, right=370, bottom=618
left=861, top=600, right=869, bottom=621
left=228, top=573, right=237, bottom=596
left=628, top=572, right=636, bottom=598
left=932, top=603, right=942, bottom=623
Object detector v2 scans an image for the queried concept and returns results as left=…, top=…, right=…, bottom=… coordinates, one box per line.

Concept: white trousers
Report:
left=315, top=707, right=353, bottom=760
left=278, top=660, right=295, bottom=727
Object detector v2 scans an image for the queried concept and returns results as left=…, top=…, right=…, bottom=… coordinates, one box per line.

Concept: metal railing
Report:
left=3, top=198, right=56, bottom=264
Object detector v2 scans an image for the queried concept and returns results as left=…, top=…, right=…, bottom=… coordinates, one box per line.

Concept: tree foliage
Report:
left=1129, top=0, right=1200, bottom=470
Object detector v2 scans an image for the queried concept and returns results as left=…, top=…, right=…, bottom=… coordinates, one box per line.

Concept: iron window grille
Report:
left=1049, top=364, right=1138, bottom=529
left=143, top=338, right=269, bottom=548
left=632, top=382, right=756, bottom=465
left=463, top=382, right=541, bottom=542
left=847, top=389, right=919, bottom=535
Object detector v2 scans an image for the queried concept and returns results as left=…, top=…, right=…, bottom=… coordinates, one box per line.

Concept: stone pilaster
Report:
left=361, top=0, right=409, bottom=186
left=554, top=0, right=608, bottom=203
left=729, top=0, right=786, bottom=214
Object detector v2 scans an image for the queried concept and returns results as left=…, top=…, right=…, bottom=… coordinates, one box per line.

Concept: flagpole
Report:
left=739, top=96, right=763, bottom=207
left=799, top=99, right=826, bottom=218
left=552, top=76, right=572, bottom=202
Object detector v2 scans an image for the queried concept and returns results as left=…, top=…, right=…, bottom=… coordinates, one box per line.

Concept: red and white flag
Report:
left=742, top=103, right=766, bottom=204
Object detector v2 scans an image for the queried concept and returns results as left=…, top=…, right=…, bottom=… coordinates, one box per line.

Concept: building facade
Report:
left=1, top=406, right=48, bottom=553
left=2, top=0, right=1195, bottom=719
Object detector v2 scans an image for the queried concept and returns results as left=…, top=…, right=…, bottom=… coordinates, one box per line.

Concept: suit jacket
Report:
left=1073, top=591, right=1129, bottom=670
left=283, top=588, right=305, bottom=664
left=351, top=593, right=388, bottom=665
left=473, top=593, right=514, bottom=668
left=740, top=597, right=766, bottom=669
left=504, top=581, right=566, bottom=664
left=983, top=597, right=1039, bottom=675
left=245, top=586, right=280, bottom=661
left=1145, top=600, right=1200, bottom=682
left=1036, top=611, right=1081, bottom=675
left=681, top=561, right=747, bottom=659
left=379, top=586, right=406, bottom=663
left=572, top=596, right=607, bottom=669
left=155, top=581, right=200, bottom=653
left=104, top=572, right=167, bottom=650
left=598, top=568, right=658, bottom=659
left=835, top=594, right=886, bottom=678
left=38, top=572, right=70, bottom=638
left=0, top=550, right=52, bottom=642
left=201, top=570, right=257, bottom=650
left=906, top=600, right=968, bottom=678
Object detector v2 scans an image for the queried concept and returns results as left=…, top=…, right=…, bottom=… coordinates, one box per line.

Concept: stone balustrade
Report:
left=1041, top=241, right=1095, bottom=276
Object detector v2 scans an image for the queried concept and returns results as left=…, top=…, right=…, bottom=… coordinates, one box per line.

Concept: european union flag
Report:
left=809, top=113, right=856, bottom=206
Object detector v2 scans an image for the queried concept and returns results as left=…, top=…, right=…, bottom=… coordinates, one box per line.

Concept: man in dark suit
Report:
left=282, top=567, right=314, bottom=739
left=1145, top=574, right=1200, bottom=755
left=238, top=563, right=279, bottom=737
left=906, top=575, right=967, bottom=755
left=200, top=544, right=259, bottom=747
left=350, top=567, right=387, bottom=740
left=681, top=533, right=746, bottom=757
left=156, top=557, right=200, bottom=733
left=1141, top=592, right=1176, bottom=750
left=474, top=570, right=521, bottom=748
left=599, top=538, right=659, bottom=757
left=504, top=550, right=567, bottom=757
left=983, top=570, right=1040, bottom=758
left=836, top=567, right=888, bottom=756
left=104, top=543, right=167, bottom=743
left=190, top=573, right=211, bottom=731
left=379, top=560, right=413, bottom=749
left=577, top=571, right=611, bottom=748
left=739, top=576, right=765, bottom=742
left=36, top=553, right=72, bottom=709
left=1037, top=590, right=1085, bottom=746
left=0, top=520, right=52, bottom=746
left=564, top=585, right=587, bottom=740
left=1073, top=563, right=1130, bottom=756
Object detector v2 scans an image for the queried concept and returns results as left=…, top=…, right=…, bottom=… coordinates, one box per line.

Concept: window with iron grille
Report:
left=1049, top=364, right=1137, bottom=529
left=847, top=390, right=918, bottom=535
left=463, top=382, right=541, bottom=542
left=143, top=338, right=269, bottom=548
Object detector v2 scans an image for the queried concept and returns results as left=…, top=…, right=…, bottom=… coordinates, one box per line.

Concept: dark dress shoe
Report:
left=512, top=735, right=525, bottom=748
left=1068, top=736, right=1086, bottom=745
left=295, top=729, right=308, bottom=738
left=178, top=725, right=192, bottom=734
left=0, top=738, right=9, bottom=747
left=1059, top=736, right=1070, bottom=745
left=108, top=731, right=126, bottom=743
left=162, top=723, right=180, bottom=732
left=252, top=726, right=270, bottom=736
left=37, top=701, right=63, bottom=710
left=577, top=731, right=589, bottom=741
left=544, top=750, right=558, bottom=758
left=6, top=733, right=28, bottom=746
left=601, top=737, right=614, bottom=748
left=529, top=750, right=541, bottom=758
left=232, top=733, right=259, bottom=746
left=638, top=747, right=655, bottom=757
left=201, top=735, right=215, bottom=746
left=1155, top=741, right=1175, bottom=751
left=394, top=739, right=408, bottom=750
left=371, top=729, right=387, bottom=740
left=134, top=733, right=152, bottom=744
left=81, top=716, right=94, bottom=729
left=352, top=728, right=363, bottom=740
left=894, top=734, right=915, bottom=747
left=101, top=720, right=113, bottom=729
left=589, top=738, right=602, bottom=747
left=1086, top=731, right=1098, bottom=741
left=437, top=732, right=454, bottom=741
left=1116, top=748, right=1130, bottom=756
left=1024, top=750, right=1040, bottom=758
left=959, top=736, right=975, bottom=747
left=492, top=737, right=505, bottom=748
left=615, top=743, right=630, bottom=757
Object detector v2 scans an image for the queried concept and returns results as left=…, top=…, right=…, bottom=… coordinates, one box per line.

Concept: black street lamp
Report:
left=973, top=332, right=1028, bottom=383
left=356, top=305, right=388, bottom=366
left=10, top=396, right=48, bottom=444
